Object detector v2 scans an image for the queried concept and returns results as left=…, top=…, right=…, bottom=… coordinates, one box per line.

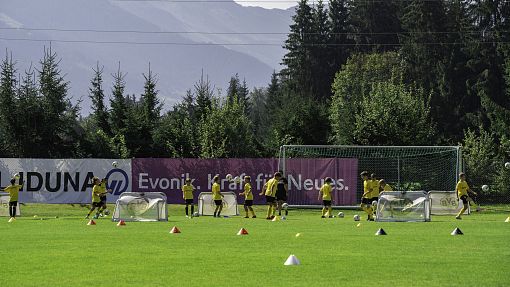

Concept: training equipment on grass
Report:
left=197, top=192, right=239, bottom=216
left=0, top=193, right=21, bottom=217
left=87, top=220, right=96, bottom=225
left=226, top=174, right=233, bottom=181
left=356, top=223, right=362, bottom=227
left=8, top=217, right=15, bottom=222
left=482, top=185, right=489, bottom=192
left=104, top=209, right=110, bottom=216
left=193, top=211, right=199, bottom=217
left=505, top=162, right=510, bottom=169
left=170, top=226, right=181, bottom=234
left=375, top=228, right=387, bottom=235
left=429, top=191, right=470, bottom=215
left=337, top=212, right=344, bottom=218
left=278, top=145, right=461, bottom=207
left=284, top=255, right=301, bottom=266
left=505, top=217, right=509, bottom=223
left=376, top=191, right=431, bottom=222
left=295, top=233, right=302, bottom=237
left=112, top=192, right=168, bottom=222
left=353, top=214, right=360, bottom=221
left=237, top=228, right=249, bottom=235
left=112, top=161, right=118, bottom=167
left=117, top=220, right=126, bottom=226
left=451, top=227, right=463, bottom=235
left=282, top=203, right=289, bottom=209
left=272, top=216, right=280, bottom=222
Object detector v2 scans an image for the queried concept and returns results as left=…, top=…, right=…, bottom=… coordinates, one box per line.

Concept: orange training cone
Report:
left=170, top=226, right=181, bottom=233
left=237, top=228, right=249, bottom=235
left=87, top=220, right=96, bottom=225
left=117, top=220, right=126, bottom=226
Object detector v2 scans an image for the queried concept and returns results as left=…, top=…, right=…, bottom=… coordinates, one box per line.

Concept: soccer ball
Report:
left=281, top=216, right=286, bottom=220
left=482, top=185, right=489, bottom=192
left=337, top=212, right=344, bottom=218
left=112, top=161, right=118, bottom=168
left=13, top=173, right=20, bottom=179
left=226, top=174, right=233, bottom=181
left=282, top=203, right=289, bottom=210
left=104, top=209, right=110, bottom=215
left=193, top=212, right=199, bottom=217
left=353, top=214, right=360, bottom=221
left=233, top=176, right=241, bottom=183
left=372, top=200, right=378, bottom=206
left=505, top=162, right=510, bottom=169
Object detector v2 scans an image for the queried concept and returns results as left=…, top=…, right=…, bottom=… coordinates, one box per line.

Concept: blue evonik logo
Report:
left=105, top=168, right=129, bottom=195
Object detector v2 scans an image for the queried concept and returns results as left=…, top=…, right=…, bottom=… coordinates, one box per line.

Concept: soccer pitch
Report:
left=1, top=205, right=509, bottom=287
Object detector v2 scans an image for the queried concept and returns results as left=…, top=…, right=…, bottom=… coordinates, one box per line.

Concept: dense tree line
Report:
left=0, top=0, right=509, bottom=197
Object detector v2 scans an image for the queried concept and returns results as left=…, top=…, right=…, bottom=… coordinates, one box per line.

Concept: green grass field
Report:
left=1, top=204, right=509, bottom=287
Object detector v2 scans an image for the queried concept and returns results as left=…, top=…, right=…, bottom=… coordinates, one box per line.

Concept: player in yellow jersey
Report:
left=212, top=175, right=224, bottom=217
left=259, top=172, right=281, bottom=220
left=318, top=177, right=334, bottom=218
left=360, top=171, right=374, bottom=221
left=182, top=178, right=195, bottom=218
left=86, top=177, right=103, bottom=219
left=379, top=179, right=393, bottom=192
left=455, top=173, right=477, bottom=219
left=2, top=178, right=23, bottom=220
left=239, top=176, right=256, bottom=218
left=370, top=173, right=380, bottom=214
left=97, top=178, right=112, bottom=217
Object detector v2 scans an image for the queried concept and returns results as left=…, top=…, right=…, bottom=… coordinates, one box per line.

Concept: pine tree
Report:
left=195, top=71, right=213, bottom=122
left=310, top=0, right=332, bottom=100
left=89, top=62, right=110, bottom=135
left=0, top=52, right=18, bottom=155
left=109, top=64, right=128, bottom=135
left=138, top=65, right=162, bottom=157
left=37, top=46, right=76, bottom=157
left=328, top=0, right=351, bottom=74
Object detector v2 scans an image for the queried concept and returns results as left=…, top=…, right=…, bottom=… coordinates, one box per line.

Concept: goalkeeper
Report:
left=455, top=172, right=478, bottom=219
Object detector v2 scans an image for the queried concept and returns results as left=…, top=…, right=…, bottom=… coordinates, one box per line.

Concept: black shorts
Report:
left=9, top=201, right=17, bottom=207
left=323, top=200, right=332, bottom=206
left=460, top=195, right=468, bottom=205
left=276, top=191, right=287, bottom=201
left=92, top=202, right=102, bottom=207
left=265, top=196, right=276, bottom=203
left=361, top=198, right=372, bottom=205
left=100, top=196, right=107, bottom=205
left=185, top=199, right=194, bottom=205
left=214, top=200, right=223, bottom=206
left=244, top=200, right=253, bottom=206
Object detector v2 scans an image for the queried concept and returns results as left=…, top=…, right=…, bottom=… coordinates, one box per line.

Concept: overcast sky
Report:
left=234, top=0, right=298, bottom=10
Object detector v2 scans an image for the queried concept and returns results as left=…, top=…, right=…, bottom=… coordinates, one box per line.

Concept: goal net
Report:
left=279, top=145, right=461, bottom=206
left=375, top=191, right=431, bottom=222
left=428, top=191, right=470, bottom=215
left=198, top=192, right=239, bottom=216
left=112, top=192, right=168, bottom=222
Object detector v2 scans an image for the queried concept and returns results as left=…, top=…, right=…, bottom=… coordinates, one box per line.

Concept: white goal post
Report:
left=278, top=145, right=462, bottom=207
left=112, top=192, right=168, bottom=222
left=198, top=192, right=239, bottom=216
left=375, top=191, right=431, bottom=222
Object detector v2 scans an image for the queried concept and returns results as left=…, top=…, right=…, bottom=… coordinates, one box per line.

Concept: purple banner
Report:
left=132, top=158, right=358, bottom=205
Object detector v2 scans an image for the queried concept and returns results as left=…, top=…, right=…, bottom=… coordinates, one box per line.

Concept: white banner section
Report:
left=0, top=159, right=131, bottom=204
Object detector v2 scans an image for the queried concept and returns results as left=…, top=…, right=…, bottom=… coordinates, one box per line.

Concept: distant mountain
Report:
left=0, top=0, right=293, bottom=114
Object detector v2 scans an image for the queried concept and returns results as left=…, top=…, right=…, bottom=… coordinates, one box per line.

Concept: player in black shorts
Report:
left=276, top=177, right=288, bottom=216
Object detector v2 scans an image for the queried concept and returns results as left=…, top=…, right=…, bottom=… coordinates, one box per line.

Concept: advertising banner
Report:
left=133, top=158, right=358, bottom=205
left=0, top=159, right=131, bottom=203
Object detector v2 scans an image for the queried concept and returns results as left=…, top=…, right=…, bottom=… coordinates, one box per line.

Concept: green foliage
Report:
left=352, top=82, right=435, bottom=145
left=330, top=52, right=405, bottom=144
left=88, top=63, right=110, bottom=135
left=0, top=53, right=18, bottom=154
left=199, top=96, right=257, bottom=158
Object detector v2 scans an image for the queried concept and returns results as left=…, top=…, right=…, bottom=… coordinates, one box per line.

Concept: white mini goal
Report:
left=112, top=192, right=168, bottom=222
left=375, top=191, right=431, bottom=222
left=198, top=192, right=239, bottom=216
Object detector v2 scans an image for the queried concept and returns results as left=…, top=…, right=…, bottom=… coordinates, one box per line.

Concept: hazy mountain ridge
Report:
left=0, top=0, right=292, bottom=114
